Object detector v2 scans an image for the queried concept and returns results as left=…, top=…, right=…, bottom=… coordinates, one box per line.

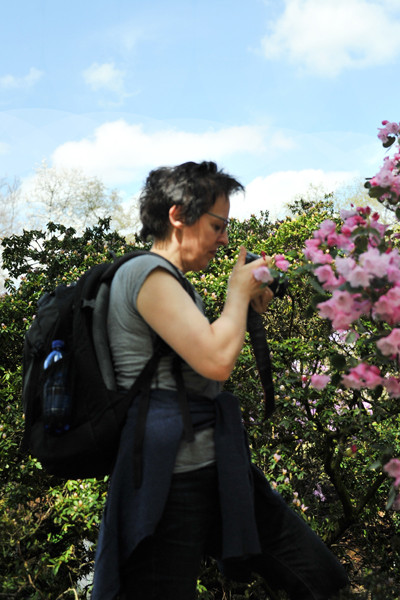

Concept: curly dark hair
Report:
left=139, top=161, right=244, bottom=241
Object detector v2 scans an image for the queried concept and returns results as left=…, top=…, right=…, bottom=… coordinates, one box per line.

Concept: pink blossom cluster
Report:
left=377, top=120, right=400, bottom=144
left=370, top=156, right=400, bottom=197
left=341, top=363, right=382, bottom=390
left=306, top=207, right=400, bottom=334
left=376, top=328, right=400, bottom=356
left=304, top=201, right=400, bottom=398
left=310, top=374, right=331, bottom=390
left=252, top=253, right=290, bottom=284
left=384, top=458, right=400, bottom=511
left=317, top=290, right=371, bottom=330
left=304, top=209, right=390, bottom=289
left=368, top=121, right=400, bottom=205
left=274, top=254, right=290, bottom=272
left=305, top=121, right=400, bottom=511
left=308, top=208, right=399, bottom=300
left=384, top=376, right=400, bottom=398
left=373, top=287, right=400, bottom=325
left=252, top=265, right=273, bottom=284
left=384, top=458, right=400, bottom=486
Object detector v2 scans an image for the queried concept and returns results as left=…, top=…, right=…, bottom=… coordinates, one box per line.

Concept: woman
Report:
left=91, top=161, right=349, bottom=600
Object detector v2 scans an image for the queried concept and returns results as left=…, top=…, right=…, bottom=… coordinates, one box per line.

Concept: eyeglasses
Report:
left=206, top=211, right=230, bottom=233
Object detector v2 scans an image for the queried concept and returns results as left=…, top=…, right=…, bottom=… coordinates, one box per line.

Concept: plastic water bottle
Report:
left=42, top=340, right=72, bottom=435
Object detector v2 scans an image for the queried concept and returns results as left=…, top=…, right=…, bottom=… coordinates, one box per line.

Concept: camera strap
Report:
left=246, top=306, right=275, bottom=418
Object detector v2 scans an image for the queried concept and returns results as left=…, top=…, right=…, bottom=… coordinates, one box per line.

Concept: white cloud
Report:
left=230, top=169, right=357, bottom=220
left=83, top=62, right=127, bottom=95
left=51, top=120, right=268, bottom=185
left=0, top=67, right=43, bottom=90
left=261, top=0, right=400, bottom=76
left=109, top=23, right=149, bottom=53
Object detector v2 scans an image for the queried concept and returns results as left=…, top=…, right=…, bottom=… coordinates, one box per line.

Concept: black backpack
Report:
left=21, top=250, right=194, bottom=480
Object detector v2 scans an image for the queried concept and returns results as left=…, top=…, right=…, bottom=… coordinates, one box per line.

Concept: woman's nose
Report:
left=219, top=229, right=229, bottom=246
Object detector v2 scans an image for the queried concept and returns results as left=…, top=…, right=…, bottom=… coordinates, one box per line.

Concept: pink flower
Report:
left=341, top=363, right=382, bottom=390
left=335, top=247, right=400, bottom=290
left=323, top=290, right=354, bottom=312
left=343, top=214, right=366, bottom=231
left=317, top=291, right=370, bottom=331
left=310, top=374, right=331, bottom=390
left=373, top=287, right=400, bottom=325
left=392, top=494, right=400, bottom=511
left=376, top=328, right=400, bottom=356
left=387, top=265, right=400, bottom=283
left=274, top=254, right=290, bottom=272
left=346, top=266, right=372, bottom=288
left=313, top=220, right=337, bottom=241
left=357, top=206, right=371, bottom=216
left=377, top=121, right=400, bottom=144
left=335, top=233, right=355, bottom=252
left=340, top=208, right=357, bottom=220
left=384, top=376, right=400, bottom=399
left=304, top=239, right=333, bottom=265
left=253, top=265, right=273, bottom=284
left=335, top=257, right=356, bottom=279
left=384, top=458, right=400, bottom=487
left=359, top=248, right=393, bottom=278
left=371, top=157, right=397, bottom=187
left=314, top=265, right=342, bottom=291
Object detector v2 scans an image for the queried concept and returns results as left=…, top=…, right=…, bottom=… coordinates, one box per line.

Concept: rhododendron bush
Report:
left=3, top=143, right=400, bottom=596
left=304, top=121, right=400, bottom=510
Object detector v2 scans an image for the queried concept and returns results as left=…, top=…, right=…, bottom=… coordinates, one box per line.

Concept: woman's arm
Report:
left=136, top=247, right=273, bottom=381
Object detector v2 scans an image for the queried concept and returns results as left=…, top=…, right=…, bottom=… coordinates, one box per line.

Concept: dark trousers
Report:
left=120, top=465, right=349, bottom=600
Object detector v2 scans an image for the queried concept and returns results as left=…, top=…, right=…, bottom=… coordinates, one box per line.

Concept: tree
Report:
left=23, top=162, right=139, bottom=235
left=0, top=178, right=21, bottom=237
left=0, top=178, right=22, bottom=293
left=0, top=165, right=141, bottom=292
left=290, top=180, right=397, bottom=229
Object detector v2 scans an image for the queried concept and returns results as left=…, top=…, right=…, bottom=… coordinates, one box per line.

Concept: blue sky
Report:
left=1, top=0, right=400, bottom=220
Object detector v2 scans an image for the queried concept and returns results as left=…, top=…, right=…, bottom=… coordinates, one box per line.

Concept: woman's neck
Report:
left=150, top=241, right=185, bottom=273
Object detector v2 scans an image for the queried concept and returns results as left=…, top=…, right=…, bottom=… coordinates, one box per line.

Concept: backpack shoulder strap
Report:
left=101, top=251, right=197, bottom=488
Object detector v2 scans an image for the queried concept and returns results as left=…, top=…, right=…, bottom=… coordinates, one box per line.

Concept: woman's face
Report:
left=180, top=194, right=230, bottom=272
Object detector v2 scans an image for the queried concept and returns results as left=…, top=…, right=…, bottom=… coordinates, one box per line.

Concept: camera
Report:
left=245, top=251, right=289, bottom=299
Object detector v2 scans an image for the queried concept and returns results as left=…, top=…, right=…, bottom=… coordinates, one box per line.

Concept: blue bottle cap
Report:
left=52, top=340, right=65, bottom=349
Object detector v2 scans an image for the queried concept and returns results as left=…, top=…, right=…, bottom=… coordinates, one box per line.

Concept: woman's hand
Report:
left=228, top=246, right=273, bottom=307
left=229, top=247, right=274, bottom=314
left=250, top=287, right=274, bottom=314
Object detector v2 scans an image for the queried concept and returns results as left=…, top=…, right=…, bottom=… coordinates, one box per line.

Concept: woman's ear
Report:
left=169, top=205, right=185, bottom=229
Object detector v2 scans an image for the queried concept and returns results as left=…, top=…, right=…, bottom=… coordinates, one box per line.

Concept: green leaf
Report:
left=310, top=292, right=330, bottom=309
left=368, top=186, right=387, bottom=199
left=329, top=353, right=347, bottom=370
left=309, top=278, right=326, bottom=294
left=369, top=460, right=382, bottom=471
left=385, top=485, right=397, bottom=511
left=382, top=136, right=396, bottom=148
left=354, top=236, right=368, bottom=253
left=345, top=331, right=358, bottom=345
left=331, top=372, right=342, bottom=387
left=304, top=305, right=315, bottom=319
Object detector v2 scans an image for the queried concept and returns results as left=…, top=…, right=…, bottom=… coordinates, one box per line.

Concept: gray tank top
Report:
left=107, top=253, right=220, bottom=471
